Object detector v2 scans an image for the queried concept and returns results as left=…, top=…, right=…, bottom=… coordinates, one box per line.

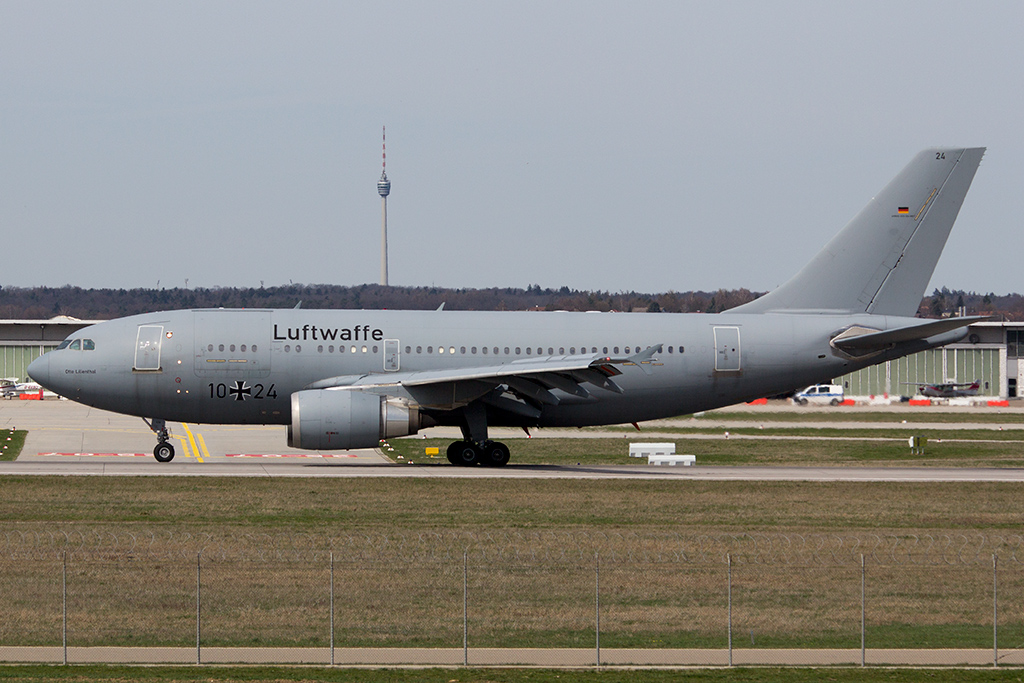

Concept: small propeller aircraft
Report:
left=902, top=379, right=981, bottom=398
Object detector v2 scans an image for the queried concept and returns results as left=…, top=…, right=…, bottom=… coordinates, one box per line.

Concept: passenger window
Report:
left=329, top=346, right=335, bottom=353
left=494, top=347, right=499, bottom=355
left=241, top=344, right=247, bottom=352
left=252, top=345, right=257, bottom=352
left=69, top=340, right=81, bottom=350
left=504, top=347, right=510, bottom=355
left=295, top=345, right=301, bottom=353
left=405, top=346, right=411, bottom=354
left=450, top=347, right=456, bottom=355
left=83, top=339, right=95, bottom=351
left=416, top=346, right=422, bottom=354
left=570, top=347, right=575, bottom=354
left=318, top=345, right=323, bottom=353
left=559, top=347, right=565, bottom=354
left=483, top=347, right=488, bottom=354
left=471, top=347, right=477, bottom=354
left=373, top=345, right=378, bottom=353
left=427, top=346, right=433, bottom=354
left=362, top=346, right=367, bottom=353
left=461, top=346, right=466, bottom=354
left=230, top=345, right=236, bottom=352
left=526, top=348, right=531, bottom=355
left=547, top=347, right=553, bottom=355
left=603, top=347, right=609, bottom=354
left=613, top=347, right=619, bottom=354
left=515, top=347, right=521, bottom=354
left=285, top=345, right=291, bottom=352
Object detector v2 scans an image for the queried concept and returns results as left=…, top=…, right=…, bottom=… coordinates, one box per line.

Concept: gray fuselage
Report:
left=31, top=307, right=930, bottom=429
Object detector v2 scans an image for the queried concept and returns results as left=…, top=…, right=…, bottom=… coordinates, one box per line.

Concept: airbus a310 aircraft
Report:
left=28, top=148, right=986, bottom=466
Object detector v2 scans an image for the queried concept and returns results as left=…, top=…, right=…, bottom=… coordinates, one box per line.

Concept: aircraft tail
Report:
left=730, top=148, right=985, bottom=316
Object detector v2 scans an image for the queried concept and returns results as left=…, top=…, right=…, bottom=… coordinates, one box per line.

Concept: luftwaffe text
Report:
left=273, top=324, right=384, bottom=342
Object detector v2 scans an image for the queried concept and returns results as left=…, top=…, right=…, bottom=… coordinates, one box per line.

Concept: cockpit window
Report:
left=83, top=339, right=95, bottom=351
left=55, top=340, right=71, bottom=351
left=69, top=340, right=81, bottom=350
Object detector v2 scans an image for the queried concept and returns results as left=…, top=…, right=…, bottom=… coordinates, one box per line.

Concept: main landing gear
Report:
left=446, top=403, right=511, bottom=467
left=144, top=417, right=175, bottom=463
left=446, top=440, right=511, bottom=467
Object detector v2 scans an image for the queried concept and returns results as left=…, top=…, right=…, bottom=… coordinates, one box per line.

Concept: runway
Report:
left=4, top=399, right=1024, bottom=481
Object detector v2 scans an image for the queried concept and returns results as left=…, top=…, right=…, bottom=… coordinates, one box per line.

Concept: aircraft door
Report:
left=713, top=326, right=741, bottom=372
left=134, top=325, right=164, bottom=371
left=384, top=339, right=400, bottom=371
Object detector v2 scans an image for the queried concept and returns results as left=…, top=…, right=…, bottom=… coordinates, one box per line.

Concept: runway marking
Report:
left=182, top=423, right=204, bottom=463
left=176, top=436, right=192, bottom=459
left=225, top=453, right=358, bottom=458
left=196, top=432, right=212, bottom=461
left=37, top=452, right=149, bottom=457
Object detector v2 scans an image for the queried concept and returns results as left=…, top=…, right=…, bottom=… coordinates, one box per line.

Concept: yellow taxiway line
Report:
left=181, top=423, right=205, bottom=463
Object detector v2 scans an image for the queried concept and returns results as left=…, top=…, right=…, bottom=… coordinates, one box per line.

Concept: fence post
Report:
left=727, top=553, right=732, bottom=667
left=860, top=554, right=865, bottom=667
left=463, top=550, right=468, bottom=667
left=994, top=553, right=998, bottom=667
left=330, top=551, right=335, bottom=667
left=62, top=551, right=67, bottom=666
left=196, top=552, right=201, bottom=665
left=595, top=552, right=600, bottom=667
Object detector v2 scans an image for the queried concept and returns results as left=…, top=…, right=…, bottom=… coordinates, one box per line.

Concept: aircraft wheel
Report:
left=447, top=441, right=480, bottom=466
left=153, top=442, right=175, bottom=463
left=481, top=441, right=511, bottom=467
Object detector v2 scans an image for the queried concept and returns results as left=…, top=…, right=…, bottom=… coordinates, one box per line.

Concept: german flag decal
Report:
left=897, top=207, right=910, bottom=214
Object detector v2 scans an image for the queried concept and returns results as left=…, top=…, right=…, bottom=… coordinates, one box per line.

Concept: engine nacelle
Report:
left=287, top=389, right=421, bottom=450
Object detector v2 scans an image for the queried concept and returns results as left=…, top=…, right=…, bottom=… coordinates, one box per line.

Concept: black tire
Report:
left=447, top=441, right=479, bottom=466
left=830, top=398, right=840, bottom=406
left=481, top=441, right=511, bottom=468
left=153, top=442, right=175, bottom=463
left=797, top=398, right=808, bottom=406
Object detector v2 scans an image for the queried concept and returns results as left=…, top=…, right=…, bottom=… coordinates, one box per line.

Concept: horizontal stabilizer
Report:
left=832, top=316, right=989, bottom=352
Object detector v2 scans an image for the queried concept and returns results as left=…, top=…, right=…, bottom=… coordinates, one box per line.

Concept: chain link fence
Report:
left=2, top=530, right=1024, bottom=666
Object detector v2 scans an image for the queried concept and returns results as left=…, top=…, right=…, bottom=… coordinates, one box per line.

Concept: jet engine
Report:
left=288, top=389, right=422, bottom=450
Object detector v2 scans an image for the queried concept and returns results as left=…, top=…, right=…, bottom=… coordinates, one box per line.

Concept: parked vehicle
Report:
left=793, top=384, right=845, bottom=406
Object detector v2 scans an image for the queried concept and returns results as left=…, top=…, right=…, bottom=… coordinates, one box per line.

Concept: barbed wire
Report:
left=1, top=529, right=1022, bottom=566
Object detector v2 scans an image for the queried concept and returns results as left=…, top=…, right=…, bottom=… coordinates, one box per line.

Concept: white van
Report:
left=793, top=384, right=845, bottom=406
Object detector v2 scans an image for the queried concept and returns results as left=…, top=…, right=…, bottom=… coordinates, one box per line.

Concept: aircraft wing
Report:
left=304, top=346, right=663, bottom=413
left=831, top=316, right=989, bottom=353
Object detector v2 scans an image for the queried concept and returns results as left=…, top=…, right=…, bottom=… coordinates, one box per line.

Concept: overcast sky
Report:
left=2, top=2, right=1021, bottom=296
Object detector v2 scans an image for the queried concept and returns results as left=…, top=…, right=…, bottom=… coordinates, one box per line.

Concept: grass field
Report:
left=5, top=415, right=1024, bottom=679
left=0, top=429, right=25, bottom=462
left=388, top=433, right=1024, bottom=467
left=5, top=665, right=1024, bottom=683
left=2, top=476, right=1023, bottom=533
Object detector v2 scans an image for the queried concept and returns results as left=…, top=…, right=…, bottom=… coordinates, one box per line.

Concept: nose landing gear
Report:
left=143, top=417, right=175, bottom=463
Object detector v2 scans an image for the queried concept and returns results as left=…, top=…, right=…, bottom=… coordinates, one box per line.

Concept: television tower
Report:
left=377, top=126, right=391, bottom=286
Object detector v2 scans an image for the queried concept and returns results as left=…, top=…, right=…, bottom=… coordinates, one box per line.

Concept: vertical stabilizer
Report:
left=730, top=148, right=985, bottom=316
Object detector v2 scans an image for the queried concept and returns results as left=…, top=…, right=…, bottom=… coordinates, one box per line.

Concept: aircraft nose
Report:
left=27, top=353, right=50, bottom=388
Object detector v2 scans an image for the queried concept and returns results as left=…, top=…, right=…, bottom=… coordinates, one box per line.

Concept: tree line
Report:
left=0, top=283, right=1019, bottom=321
